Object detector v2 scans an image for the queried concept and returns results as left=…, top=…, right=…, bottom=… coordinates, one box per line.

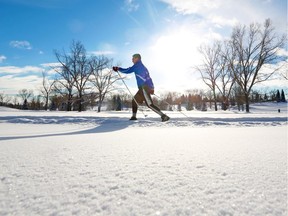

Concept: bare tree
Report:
left=18, top=89, right=33, bottom=102
left=12, top=96, right=18, bottom=108
left=0, top=92, right=10, bottom=106
left=279, top=62, right=288, bottom=80
left=216, top=41, right=235, bottom=110
left=54, top=40, right=91, bottom=112
left=281, top=73, right=288, bottom=80
left=196, top=42, right=222, bottom=111
left=228, top=19, right=286, bottom=112
left=0, top=92, right=5, bottom=106
left=89, top=55, right=121, bottom=112
left=0, top=92, right=4, bottom=106
left=40, top=71, right=55, bottom=110
left=53, top=66, right=75, bottom=111
left=17, top=89, right=33, bottom=109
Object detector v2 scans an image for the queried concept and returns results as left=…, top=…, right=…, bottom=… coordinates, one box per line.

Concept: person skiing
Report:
left=113, top=54, right=170, bottom=122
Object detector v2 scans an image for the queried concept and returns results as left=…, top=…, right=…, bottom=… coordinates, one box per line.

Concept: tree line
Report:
left=196, top=18, right=286, bottom=112
left=151, top=88, right=286, bottom=112
left=0, top=87, right=286, bottom=112
left=0, top=41, right=122, bottom=112
left=52, top=40, right=122, bottom=112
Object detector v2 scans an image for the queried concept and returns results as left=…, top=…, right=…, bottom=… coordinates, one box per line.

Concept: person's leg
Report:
left=130, top=89, right=144, bottom=120
left=142, top=86, right=170, bottom=121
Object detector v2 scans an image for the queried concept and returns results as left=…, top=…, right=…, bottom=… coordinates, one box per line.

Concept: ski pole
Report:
left=153, top=94, right=190, bottom=118
left=116, top=71, right=147, bottom=117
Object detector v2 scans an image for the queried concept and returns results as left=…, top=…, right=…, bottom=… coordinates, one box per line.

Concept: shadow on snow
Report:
left=0, top=115, right=287, bottom=141
left=0, top=116, right=134, bottom=141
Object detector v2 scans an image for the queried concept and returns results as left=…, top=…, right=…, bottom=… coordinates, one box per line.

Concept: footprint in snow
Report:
left=196, top=165, right=205, bottom=169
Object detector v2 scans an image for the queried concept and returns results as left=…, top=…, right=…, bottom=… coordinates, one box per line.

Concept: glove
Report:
left=112, top=66, right=119, bottom=72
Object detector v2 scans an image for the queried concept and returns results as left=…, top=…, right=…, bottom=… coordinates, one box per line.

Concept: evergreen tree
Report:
left=201, top=101, right=207, bottom=111
left=116, top=95, right=122, bottom=111
left=22, top=99, right=28, bottom=110
left=281, top=90, right=286, bottom=102
left=36, top=95, right=42, bottom=110
left=177, top=103, right=182, bottom=111
left=186, top=94, right=193, bottom=111
left=112, top=95, right=117, bottom=110
left=270, top=91, right=276, bottom=101
left=195, top=95, right=202, bottom=110
left=31, top=97, right=37, bottom=110
left=276, top=90, right=281, bottom=102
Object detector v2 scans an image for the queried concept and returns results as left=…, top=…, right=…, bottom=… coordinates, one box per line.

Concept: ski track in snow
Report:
left=0, top=111, right=287, bottom=138
left=0, top=103, right=287, bottom=215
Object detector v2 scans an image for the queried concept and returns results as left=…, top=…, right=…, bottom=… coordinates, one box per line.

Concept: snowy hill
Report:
left=0, top=103, right=287, bottom=215
left=0, top=106, right=21, bottom=112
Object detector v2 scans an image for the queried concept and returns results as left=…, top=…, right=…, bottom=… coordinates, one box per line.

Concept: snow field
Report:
left=0, top=103, right=287, bottom=215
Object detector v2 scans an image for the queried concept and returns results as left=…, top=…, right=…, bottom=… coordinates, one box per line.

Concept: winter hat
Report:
left=133, top=53, right=141, bottom=59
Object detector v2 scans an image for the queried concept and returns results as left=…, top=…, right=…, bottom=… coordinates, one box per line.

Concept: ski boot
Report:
left=161, top=114, right=170, bottom=122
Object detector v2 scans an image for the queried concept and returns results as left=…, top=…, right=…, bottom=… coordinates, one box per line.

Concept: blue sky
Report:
left=0, top=0, right=287, bottom=95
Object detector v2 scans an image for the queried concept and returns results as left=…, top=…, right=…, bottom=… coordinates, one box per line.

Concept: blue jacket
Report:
left=118, top=60, right=154, bottom=89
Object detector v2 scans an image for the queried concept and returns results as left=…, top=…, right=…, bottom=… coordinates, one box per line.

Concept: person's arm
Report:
left=118, top=65, right=135, bottom=74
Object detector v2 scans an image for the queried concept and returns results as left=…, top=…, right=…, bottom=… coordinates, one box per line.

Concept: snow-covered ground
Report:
left=0, top=103, right=287, bottom=215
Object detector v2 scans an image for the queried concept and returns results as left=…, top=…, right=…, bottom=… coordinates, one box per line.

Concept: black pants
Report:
left=132, top=86, right=163, bottom=116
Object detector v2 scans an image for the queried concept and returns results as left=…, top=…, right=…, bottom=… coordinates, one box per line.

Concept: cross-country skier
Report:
left=113, top=54, right=170, bottom=122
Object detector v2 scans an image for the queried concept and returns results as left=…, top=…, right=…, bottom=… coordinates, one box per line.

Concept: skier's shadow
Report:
left=0, top=117, right=130, bottom=141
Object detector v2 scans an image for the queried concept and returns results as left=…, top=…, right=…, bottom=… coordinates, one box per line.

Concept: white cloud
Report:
left=0, top=74, right=43, bottom=95
left=88, top=50, right=115, bottom=56
left=0, top=64, right=59, bottom=95
left=10, top=40, right=32, bottom=50
left=40, top=63, right=62, bottom=75
left=0, top=66, right=43, bottom=74
left=160, top=0, right=221, bottom=15
left=267, top=60, right=288, bottom=80
left=208, top=15, right=238, bottom=28
left=159, top=0, right=286, bottom=32
left=276, top=48, right=288, bottom=57
left=41, top=63, right=62, bottom=68
left=0, top=55, right=7, bottom=63
left=124, top=0, right=139, bottom=12
left=89, top=43, right=117, bottom=56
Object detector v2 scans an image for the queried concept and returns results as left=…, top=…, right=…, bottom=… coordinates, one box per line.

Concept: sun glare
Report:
left=144, top=26, right=209, bottom=91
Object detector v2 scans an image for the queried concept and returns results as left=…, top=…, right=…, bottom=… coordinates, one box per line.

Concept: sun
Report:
left=142, top=26, right=207, bottom=91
